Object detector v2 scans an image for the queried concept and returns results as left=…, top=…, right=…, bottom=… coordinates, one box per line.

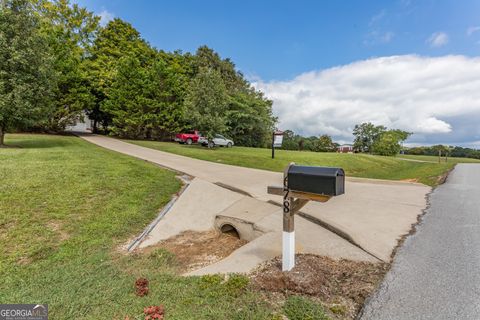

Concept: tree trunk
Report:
left=0, top=126, right=4, bottom=146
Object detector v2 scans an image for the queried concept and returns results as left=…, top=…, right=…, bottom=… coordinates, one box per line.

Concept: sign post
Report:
left=272, top=131, right=284, bottom=159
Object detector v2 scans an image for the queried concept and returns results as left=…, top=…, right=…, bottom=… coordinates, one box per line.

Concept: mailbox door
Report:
left=287, top=166, right=345, bottom=196
left=335, top=174, right=345, bottom=195
left=288, top=174, right=335, bottom=195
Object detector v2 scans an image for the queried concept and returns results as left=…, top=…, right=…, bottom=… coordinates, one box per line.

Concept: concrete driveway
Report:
left=80, top=134, right=430, bottom=262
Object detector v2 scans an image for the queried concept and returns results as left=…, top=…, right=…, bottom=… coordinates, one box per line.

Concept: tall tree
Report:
left=102, top=56, right=150, bottom=138
left=314, top=134, right=336, bottom=152
left=193, top=45, right=276, bottom=147
left=185, top=68, right=229, bottom=140
left=353, top=122, right=386, bottom=153
left=281, top=130, right=298, bottom=150
left=226, top=89, right=275, bottom=147
left=154, top=50, right=194, bottom=137
left=87, top=18, right=154, bottom=132
left=36, top=0, right=99, bottom=130
left=104, top=54, right=188, bottom=139
left=371, top=130, right=410, bottom=156
left=0, top=0, right=55, bottom=145
left=194, top=45, right=246, bottom=93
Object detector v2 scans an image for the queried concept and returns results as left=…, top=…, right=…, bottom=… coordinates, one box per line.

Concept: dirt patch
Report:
left=16, top=256, right=32, bottom=266
left=47, top=221, right=70, bottom=242
left=400, top=178, right=419, bottom=183
left=249, top=254, right=388, bottom=319
left=142, top=230, right=247, bottom=273
left=436, top=166, right=454, bottom=185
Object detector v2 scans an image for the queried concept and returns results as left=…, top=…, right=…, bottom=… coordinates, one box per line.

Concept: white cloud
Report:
left=364, top=10, right=394, bottom=45
left=467, top=26, right=480, bottom=36
left=427, top=32, right=449, bottom=47
left=369, top=10, right=386, bottom=27
left=98, top=9, right=114, bottom=27
left=253, top=55, right=480, bottom=146
left=364, top=31, right=394, bottom=45
left=381, top=31, right=395, bottom=42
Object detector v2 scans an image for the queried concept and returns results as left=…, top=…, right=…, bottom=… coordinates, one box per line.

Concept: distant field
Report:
left=127, top=140, right=480, bottom=186
left=397, top=154, right=480, bottom=163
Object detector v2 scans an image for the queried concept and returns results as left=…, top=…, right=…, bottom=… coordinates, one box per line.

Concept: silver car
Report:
left=199, top=134, right=234, bottom=148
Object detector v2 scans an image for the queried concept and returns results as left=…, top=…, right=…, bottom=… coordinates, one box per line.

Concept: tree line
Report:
left=281, top=130, right=338, bottom=152
left=405, top=145, right=480, bottom=160
left=0, top=0, right=275, bottom=147
left=280, top=123, right=411, bottom=156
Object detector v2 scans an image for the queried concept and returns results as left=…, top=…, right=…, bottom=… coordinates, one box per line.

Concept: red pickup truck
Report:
left=174, top=130, right=201, bottom=145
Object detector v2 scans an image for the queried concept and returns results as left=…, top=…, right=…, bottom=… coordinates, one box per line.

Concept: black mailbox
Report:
left=287, top=165, right=345, bottom=196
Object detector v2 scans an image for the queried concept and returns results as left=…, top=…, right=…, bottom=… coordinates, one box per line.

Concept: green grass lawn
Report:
left=0, top=134, right=295, bottom=319
left=125, top=140, right=480, bottom=186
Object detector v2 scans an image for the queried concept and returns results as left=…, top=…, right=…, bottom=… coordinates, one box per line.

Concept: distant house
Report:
left=65, top=111, right=93, bottom=133
left=337, top=144, right=354, bottom=153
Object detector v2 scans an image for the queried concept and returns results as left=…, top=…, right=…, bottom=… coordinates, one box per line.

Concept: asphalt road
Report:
left=360, top=164, right=480, bottom=320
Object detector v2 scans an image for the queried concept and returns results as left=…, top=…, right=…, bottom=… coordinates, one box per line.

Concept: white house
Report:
left=65, top=111, right=93, bottom=133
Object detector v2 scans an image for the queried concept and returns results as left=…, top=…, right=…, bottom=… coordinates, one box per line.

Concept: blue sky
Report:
left=76, top=0, right=480, bottom=146
left=76, top=0, right=480, bottom=81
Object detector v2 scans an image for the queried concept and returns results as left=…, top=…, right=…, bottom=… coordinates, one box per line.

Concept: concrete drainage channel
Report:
left=266, top=199, right=382, bottom=261
left=215, top=215, right=268, bottom=242
left=126, top=174, right=193, bottom=252
left=123, top=163, right=377, bottom=263
left=126, top=180, right=272, bottom=252
left=219, top=224, right=241, bottom=239
left=215, top=183, right=378, bottom=260
left=211, top=182, right=378, bottom=259
left=126, top=176, right=382, bottom=274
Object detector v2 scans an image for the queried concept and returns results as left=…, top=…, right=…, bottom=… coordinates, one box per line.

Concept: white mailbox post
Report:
left=267, top=163, right=345, bottom=271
